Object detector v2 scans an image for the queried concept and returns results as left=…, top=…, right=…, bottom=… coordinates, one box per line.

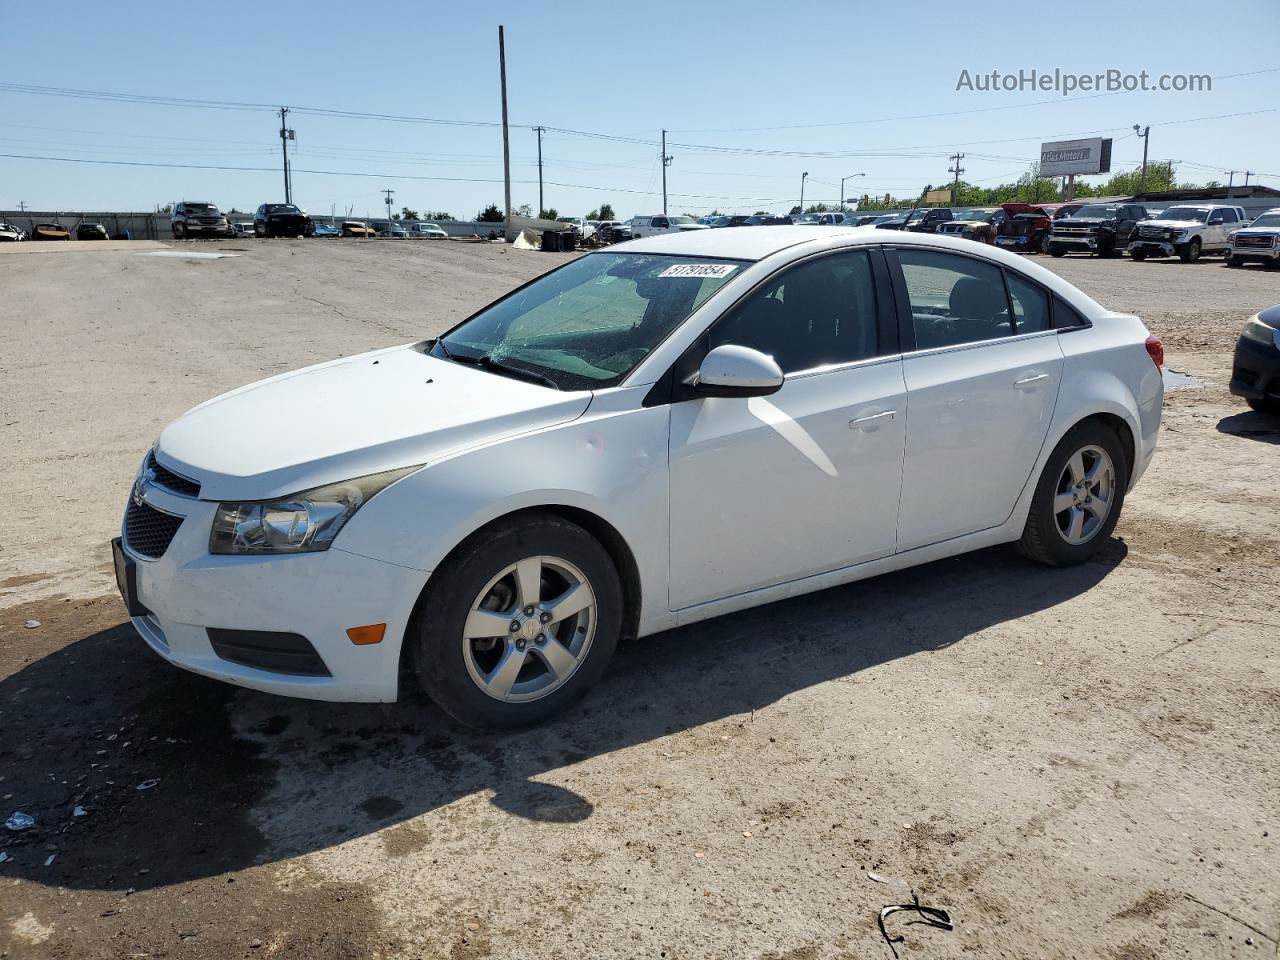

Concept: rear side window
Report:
left=709, top=250, right=878, bottom=373
left=1052, top=295, right=1089, bottom=329
left=897, top=249, right=1012, bottom=349
left=1006, top=273, right=1051, bottom=333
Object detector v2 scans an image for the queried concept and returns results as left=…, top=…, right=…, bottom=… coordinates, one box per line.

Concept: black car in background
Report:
left=1229, top=304, right=1280, bottom=415
left=254, top=203, right=313, bottom=238
left=875, top=208, right=954, bottom=234
left=75, top=222, right=109, bottom=240
left=1048, top=202, right=1148, bottom=258
left=710, top=215, right=751, bottom=228
left=744, top=215, right=793, bottom=226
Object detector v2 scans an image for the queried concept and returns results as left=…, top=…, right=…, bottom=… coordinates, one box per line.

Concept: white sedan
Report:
left=114, top=227, right=1163, bottom=727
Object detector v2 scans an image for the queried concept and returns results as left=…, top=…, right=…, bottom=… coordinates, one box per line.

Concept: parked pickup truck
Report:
left=1225, top=208, right=1280, bottom=268
left=1128, top=204, right=1247, bottom=262
left=1048, top=202, right=1148, bottom=258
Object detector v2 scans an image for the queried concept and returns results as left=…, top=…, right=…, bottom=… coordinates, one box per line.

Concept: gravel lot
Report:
left=1, top=239, right=1277, bottom=959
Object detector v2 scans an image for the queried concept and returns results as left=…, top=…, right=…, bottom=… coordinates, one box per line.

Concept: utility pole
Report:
left=278, top=107, right=295, bottom=204
left=661, top=129, right=672, bottom=215
left=948, top=152, right=965, bottom=203
left=799, top=171, right=809, bottom=215
left=17, top=200, right=26, bottom=213
left=1226, top=170, right=1237, bottom=198
left=498, top=25, right=512, bottom=241
left=533, top=125, right=546, bottom=217
left=382, top=189, right=395, bottom=224
left=1133, top=125, right=1150, bottom=194
left=1244, top=170, right=1254, bottom=187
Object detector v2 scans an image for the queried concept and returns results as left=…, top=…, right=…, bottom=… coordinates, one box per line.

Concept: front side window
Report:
left=653, top=217, right=669, bottom=228
left=437, top=253, right=742, bottom=390
left=898, top=249, right=1012, bottom=350
left=708, top=250, right=878, bottom=374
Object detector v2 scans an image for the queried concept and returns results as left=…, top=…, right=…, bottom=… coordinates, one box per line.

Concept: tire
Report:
left=1130, top=250, right=1147, bottom=261
left=1049, top=246, right=1066, bottom=258
left=1099, top=241, right=1116, bottom=258
left=412, top=514, right=623, bottom=729
left=1017, top=421, right=1128, bottom=567
left=1225, top=256, right=1241, bottom=268
left=1180, top=238, right=1201, bottom=263
left=1247, top=397, right=1280, bottom=415
left=1038, top=232, right=1051, bottom=255
left=173, top=223, right=185, bottom=239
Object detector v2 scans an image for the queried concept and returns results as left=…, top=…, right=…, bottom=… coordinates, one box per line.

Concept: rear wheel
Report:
left=1018, top=421, right=1128, bottom=567
left=412, top=514, right=623, bottom=729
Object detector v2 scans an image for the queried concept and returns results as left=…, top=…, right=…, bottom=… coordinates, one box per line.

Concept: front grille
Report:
left=1236, top=235, right=1276, bottom=248
left=1056, top=227, right=1094, bottom=236
left=124, top=499, right=184, bottom=559
left=939, top=224, right=963, bottom=234
left=147, top=451, right=201, bottom=498
left=1138, top=226, right=1168, bottom=240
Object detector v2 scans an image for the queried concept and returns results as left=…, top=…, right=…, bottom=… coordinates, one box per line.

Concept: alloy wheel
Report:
left=1053, top=444, right=1115, bottom=545
left=461, top=555, right=597, bottom=703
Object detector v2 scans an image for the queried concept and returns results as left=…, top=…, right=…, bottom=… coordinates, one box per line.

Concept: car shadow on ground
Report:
left=0, top=540, right=1125, bottom=892
left=1216, top=410, right=1280, bottom=443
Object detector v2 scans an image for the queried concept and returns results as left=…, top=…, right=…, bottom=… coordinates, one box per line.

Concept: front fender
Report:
left=334, top=387, right=672, bottom=626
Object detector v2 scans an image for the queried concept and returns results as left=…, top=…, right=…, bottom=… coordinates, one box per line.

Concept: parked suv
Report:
left=1225, top=209, right=1280, bottom=268
left=875, top=208, right=954, bottom=234
left=937, top=208, right=1007, bottom=244
left=1128, top=204, right=1247, bottom=262
left=744, top=215, right=794, bottom=226
left=254, top=204, right=313, bottom=238
left=1048, top=203, right=1147, bottom=258
left=629, top=215, right=709, bottom=238
left=171, top=201, right=234, bottom=239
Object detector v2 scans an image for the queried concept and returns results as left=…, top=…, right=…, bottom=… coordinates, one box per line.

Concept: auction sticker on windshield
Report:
left=658, top=263, right=738, bottom=279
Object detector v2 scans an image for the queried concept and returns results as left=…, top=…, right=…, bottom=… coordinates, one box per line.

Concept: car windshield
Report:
left=953, top=210, right=992, bottom=221
left=185, top=203, right=218, bottom=214
left=1161, top=207, right=1209, bottom=223
left=1071, top=204, right=1119, bottom=218
left=435, top=253, right=744, bottom=390
left=1249, top=214, right=1280, bottom=228
left=267, top=204, right=300, bottom=214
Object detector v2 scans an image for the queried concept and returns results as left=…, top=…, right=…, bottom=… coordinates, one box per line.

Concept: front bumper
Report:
left=184, top=223, right=233, bottom=235
left=995, top=235, right=1035, bottom=250
left=1129, top=240, right=1178, bottom=257
left=1229, top=334, right=1280, bottom=402
left=1228, top=244, right=1280, bottom=262
left=116, top=483, right=426, bottom=702
left=1051, top=234, right=1100, bottom=250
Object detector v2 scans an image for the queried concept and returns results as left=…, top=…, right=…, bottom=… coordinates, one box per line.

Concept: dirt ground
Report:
left=1, top=238, right=1277, bottom=959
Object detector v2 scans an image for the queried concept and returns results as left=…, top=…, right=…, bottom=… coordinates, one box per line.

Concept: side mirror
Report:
left=688, top=344, right=784, bottom=398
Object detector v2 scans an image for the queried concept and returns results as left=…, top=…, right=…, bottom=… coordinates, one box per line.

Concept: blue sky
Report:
left=3, top=1, right=1278, bottom=218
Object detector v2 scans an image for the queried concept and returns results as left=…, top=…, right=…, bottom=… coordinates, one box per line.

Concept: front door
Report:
left=668, top=248, right=906, bottom=609
left=889, top=247, right=1064, bottom=551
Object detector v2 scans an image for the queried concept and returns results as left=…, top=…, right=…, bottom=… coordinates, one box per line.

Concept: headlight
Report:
left=1240, top=315, right=1280, bottom=351
left=209, top=466, right=419, bottom=555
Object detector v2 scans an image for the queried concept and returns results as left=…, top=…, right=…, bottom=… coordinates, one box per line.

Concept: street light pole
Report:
left=840, top=173, right=866, bottom=210
left=799, top=171, right=809, bottom=216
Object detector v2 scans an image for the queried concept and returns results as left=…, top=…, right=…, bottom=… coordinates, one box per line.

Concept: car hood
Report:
left=1055, top=218, right=1112, bottom=227
left=1232, top=225, right=1280, bottom=235
left=1139, top=218, right=1202, bottom=229
left=156, top=344, right=592, bottom=501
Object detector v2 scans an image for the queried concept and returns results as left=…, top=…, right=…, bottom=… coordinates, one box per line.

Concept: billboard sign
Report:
left=1040, top=137, right=1112, bottom=176
left=925, top=189, right=953, bottom=204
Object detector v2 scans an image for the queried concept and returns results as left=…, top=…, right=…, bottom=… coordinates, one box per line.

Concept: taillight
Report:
left=1145, top=335, right=1164, bottom=370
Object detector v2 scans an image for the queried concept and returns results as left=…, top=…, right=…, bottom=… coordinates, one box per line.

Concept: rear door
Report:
left=887, top=246, right=1064, bottom=550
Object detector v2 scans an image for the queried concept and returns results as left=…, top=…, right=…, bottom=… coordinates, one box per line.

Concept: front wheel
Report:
left=1248, top=397, right=1280, bottom=415
left=412, top=514, right=623, bottom=729
left=1049, top=246, right=1066, bottom=258
left=173, top=223, right=185, bottom=239
left=1225, top=255, right=1241, bottom=268
left=1180, top=238, right=1201, bottom=263
left=1038, top=232, right=1052, bottom=254
left=1017, top=421, right=1128, bottom=567
left=1130, top=249, right=1147, bottom=261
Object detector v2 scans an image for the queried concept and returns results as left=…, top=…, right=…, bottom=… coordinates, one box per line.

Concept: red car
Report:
left=994, top=202, right=1083, bottom=254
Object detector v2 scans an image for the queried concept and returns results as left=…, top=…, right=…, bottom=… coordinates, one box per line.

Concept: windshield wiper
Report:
left=434, top=341, right=560, bottom=390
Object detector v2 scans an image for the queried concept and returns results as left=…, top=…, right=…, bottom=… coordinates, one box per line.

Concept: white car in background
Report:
left=114, top=227, right=1162, bottom=728
left=406, top=222, right=449, bottom=239
left=1128, top=204, right=1248, bottom=262
left=1225, top=208, right=1280, bottom=268
left=629, top=215, right=710, bottom=238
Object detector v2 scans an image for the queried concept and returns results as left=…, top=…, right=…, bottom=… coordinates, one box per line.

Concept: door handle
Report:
left=850, top=410, right=896, bottom=430
left=1014, top=373, right=1049, bottom=388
